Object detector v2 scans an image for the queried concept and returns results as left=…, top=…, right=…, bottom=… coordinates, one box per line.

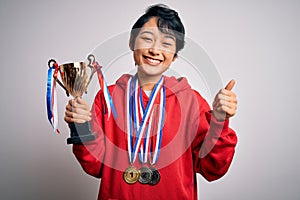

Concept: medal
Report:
left=149, top=167, right=160, bottom=185
left=138, top=166, right=153, bottom=184
left=124, top=166, right=140, bottom=184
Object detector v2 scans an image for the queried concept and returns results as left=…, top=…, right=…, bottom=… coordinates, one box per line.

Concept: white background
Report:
left=0, top=0, right=299, bottom=199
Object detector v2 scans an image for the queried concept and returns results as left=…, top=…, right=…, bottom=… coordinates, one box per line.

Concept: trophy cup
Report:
left=47, top=55, right=98, bottom=144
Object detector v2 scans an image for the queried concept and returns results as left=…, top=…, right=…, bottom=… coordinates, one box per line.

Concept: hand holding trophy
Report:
left=46, top=54, right=116, bottom=144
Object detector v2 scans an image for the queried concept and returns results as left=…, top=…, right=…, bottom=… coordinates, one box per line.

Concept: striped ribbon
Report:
left=127, top=75, right=164, bottom=164
left=46, top=62, right=60, bottom=133
left=90, top=60, right=117, bottom=119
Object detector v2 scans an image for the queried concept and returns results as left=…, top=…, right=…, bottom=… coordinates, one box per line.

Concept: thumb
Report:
left=76, top=97, right=87, bottom=105
left=225, top=79, right=235, bottom=91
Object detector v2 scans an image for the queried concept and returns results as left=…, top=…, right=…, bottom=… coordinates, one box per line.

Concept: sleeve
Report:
left=72, top=90, right=106, bottom=178
left=192, top=91, right=238, bottom=182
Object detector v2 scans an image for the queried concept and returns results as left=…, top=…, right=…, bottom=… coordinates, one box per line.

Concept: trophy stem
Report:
left=67, top=122, right=95, bottom=144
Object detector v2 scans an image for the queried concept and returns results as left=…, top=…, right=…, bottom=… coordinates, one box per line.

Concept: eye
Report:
left=162, top=42, right=172, bottom=46
left=142, top=37, right=152, bottom=42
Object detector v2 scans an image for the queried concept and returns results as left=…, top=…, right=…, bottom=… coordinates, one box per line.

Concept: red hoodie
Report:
left=73, top=74, right=237, bottom=200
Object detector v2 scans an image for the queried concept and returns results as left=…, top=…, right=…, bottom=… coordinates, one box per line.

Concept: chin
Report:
left=139, top=65, right=164, bottom=75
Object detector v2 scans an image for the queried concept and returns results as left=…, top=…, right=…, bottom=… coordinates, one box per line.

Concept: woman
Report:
left=64, top=4, right=238, bottom=200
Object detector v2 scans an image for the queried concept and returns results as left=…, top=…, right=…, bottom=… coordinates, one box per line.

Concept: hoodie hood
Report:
left=115, top=74, right=192, bottom=97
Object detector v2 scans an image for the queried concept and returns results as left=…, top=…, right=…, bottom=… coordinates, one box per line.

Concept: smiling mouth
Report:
left=143, top=55, right=162, bottom=65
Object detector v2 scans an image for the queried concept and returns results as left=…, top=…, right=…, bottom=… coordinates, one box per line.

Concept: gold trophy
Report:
left=47, top=55, right=97, bottom=144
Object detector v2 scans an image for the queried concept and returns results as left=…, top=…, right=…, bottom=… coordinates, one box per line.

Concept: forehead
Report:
left=142, top=17, right=159, bottom=28
left=139, top=17, right=175, bottom=37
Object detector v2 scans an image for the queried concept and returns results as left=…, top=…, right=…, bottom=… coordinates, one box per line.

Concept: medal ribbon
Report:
left=46, top=62, right=60, bottom=133
left=127, top=75, right=163, bottom=164
left=139, top=85, right=166, bottom=165
left=149, top=85, right=165, bottom=165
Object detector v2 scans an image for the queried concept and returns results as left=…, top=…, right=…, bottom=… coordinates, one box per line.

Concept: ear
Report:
left=129, top=36, right=134, bottom=51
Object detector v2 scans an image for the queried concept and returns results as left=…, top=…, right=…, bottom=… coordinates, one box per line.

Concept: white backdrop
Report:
left=0, top=0, right=299, bottom=199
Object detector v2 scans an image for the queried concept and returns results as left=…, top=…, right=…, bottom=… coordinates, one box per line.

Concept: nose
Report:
left=149, top=48, right=160, bottom=56
left=149, top=41, right=161, bottom=55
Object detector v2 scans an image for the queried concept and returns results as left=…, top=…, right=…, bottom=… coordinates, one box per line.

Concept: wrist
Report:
left=212, top=110, right=227, bottom=122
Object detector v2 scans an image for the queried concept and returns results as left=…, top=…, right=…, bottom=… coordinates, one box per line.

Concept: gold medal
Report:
left=123, top=166, right=140, bottom=184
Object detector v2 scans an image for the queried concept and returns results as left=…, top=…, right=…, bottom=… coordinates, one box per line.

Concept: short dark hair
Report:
left=130, top=4, right=185, bottom=57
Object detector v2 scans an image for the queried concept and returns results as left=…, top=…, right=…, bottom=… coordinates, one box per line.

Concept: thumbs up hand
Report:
left=212, top=80, right=237, bottom=121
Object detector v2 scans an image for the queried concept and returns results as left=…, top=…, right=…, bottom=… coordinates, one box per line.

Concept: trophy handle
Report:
left=85, top=54, right=97, bottom=93
left=48, top=59, right=70, bottom=97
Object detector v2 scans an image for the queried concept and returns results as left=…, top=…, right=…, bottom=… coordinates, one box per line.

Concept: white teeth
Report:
left=146, top=57, right=161, bottom=64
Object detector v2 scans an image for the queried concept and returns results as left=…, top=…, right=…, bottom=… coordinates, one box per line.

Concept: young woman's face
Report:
left=132, top=17, right=177, bottom=81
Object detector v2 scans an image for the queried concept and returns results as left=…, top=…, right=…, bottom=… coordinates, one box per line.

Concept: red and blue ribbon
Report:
left=127, top=75, right=164, bottom=164
left=90, top=60, right=117, bottom=119
left=46, top=61, right=60, bottom=133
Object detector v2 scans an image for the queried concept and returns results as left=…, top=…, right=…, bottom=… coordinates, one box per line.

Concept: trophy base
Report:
left=67, top=134, right=95, bottom=144
left=67, top=122, right=96, bottom=144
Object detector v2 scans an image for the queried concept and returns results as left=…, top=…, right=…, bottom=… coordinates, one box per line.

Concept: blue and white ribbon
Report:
left=149, top=85, right=165, bottom=165
left=126, top=75, right=165, bottom=165
left=46, top=63, right=59, bottom=133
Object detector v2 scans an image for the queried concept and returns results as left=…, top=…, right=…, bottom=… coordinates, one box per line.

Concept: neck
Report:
left=137, top=74, right=162, bottom=91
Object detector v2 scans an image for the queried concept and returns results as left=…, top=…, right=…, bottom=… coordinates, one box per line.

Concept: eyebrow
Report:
left=140, top=31, right=154, bottom=35
left=140, top=30, right=176, bottom=41
left=164, top=35, right=176, bottom=41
